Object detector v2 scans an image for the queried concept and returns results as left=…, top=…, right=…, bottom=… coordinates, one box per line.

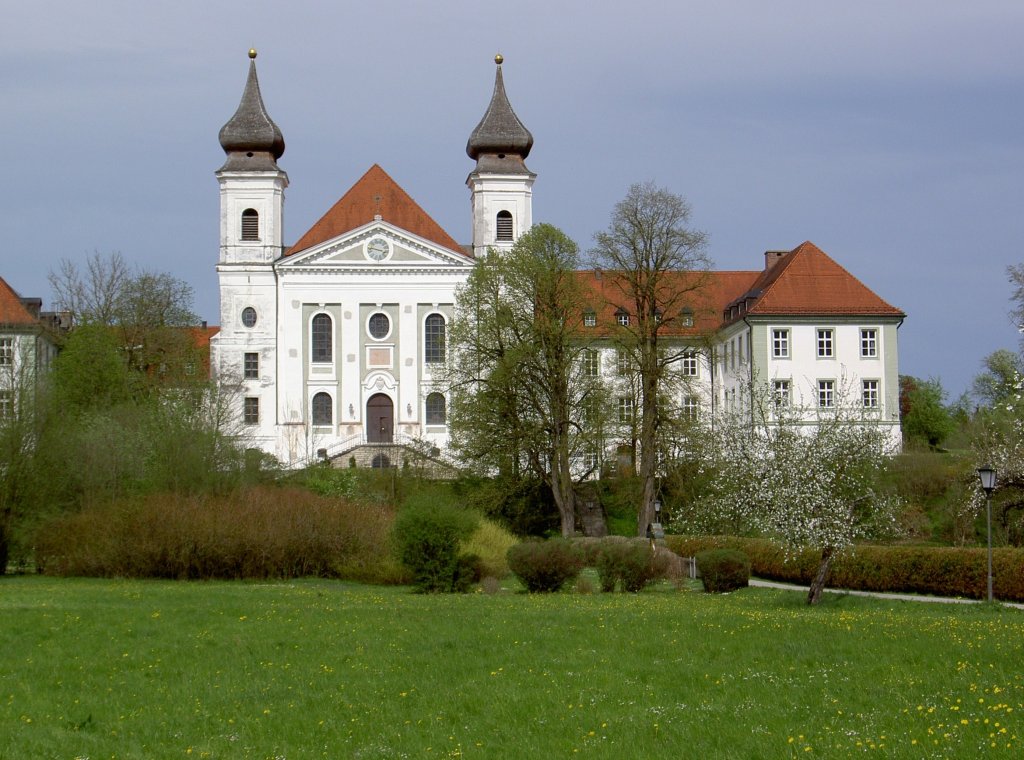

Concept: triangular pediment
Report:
left=277, top=221, right=474, bottom=273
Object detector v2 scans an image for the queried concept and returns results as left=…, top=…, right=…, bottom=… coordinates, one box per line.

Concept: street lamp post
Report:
left=976, top=466, right=997, bottom=603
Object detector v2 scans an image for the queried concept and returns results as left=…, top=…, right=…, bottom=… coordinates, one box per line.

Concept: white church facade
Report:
left=211, top=52, right=903, bottom=468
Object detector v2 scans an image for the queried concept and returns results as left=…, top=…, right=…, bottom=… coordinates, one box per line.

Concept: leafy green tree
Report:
left=445, top=224, right=606, bottom=536
left=901, top=376, right=956, bottom=449
left=590, top=182, right=711, bottom=535
left=972, top=349, right=1024, bottom=408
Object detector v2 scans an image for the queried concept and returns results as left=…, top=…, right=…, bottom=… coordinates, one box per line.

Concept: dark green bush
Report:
left=696, top=548, right=750, bottom=593
left=507, top=538, right=584, bottom=592
left=594, top=538, right=670, bottom=592
left=668, top=535, right=1024, bottom=602
left=393, top=503, right=480, bottom=593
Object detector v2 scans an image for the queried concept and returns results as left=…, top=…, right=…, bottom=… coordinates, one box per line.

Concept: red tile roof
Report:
left=577, top=269, right=760, bottom=336
left=287, top=164, right=465, bottom=257
left=742, top=241, right=904, bottom=317
left=576, top=241, right=903, bottom=335
left=188, top=325, right=220, bottom=349
left=0, top=277, right=41, bottom=326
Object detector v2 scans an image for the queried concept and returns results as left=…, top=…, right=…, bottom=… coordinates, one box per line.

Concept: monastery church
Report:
left=210, top=51, right=904, bottom=468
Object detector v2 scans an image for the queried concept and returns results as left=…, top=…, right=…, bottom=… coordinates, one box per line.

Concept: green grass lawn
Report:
left=1, top=578, right=1021, bottom=759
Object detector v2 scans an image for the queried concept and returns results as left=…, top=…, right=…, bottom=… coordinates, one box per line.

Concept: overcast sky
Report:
left=3, top=1, right=1022, bottom=398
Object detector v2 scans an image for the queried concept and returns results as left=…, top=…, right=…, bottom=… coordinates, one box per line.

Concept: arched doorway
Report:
left=366, top=394, right=394, bottom=443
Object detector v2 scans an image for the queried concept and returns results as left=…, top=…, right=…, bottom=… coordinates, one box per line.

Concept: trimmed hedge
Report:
left=666, top=535, right=1024, bottom=602
left=507, top=538, right=584, bottom=593
left=695, top=549, right=750, bottom=593
left=594, top=538, right=672, bottom=592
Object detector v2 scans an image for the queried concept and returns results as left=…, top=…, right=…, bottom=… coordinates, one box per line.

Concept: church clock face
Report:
left=366, top=237, right=390, bottom=261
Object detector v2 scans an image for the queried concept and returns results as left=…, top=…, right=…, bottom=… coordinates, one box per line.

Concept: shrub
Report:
left=463, top=518, right=518, bottom=579
left=507, top=538, right=584, bottom=592
left=392, top=503, right=480, bottom=593
left=696, top=549, right=750, bottom=593
left=34, top=487, right=401, bottom=582
left=592, top=537, right=670, bottom=592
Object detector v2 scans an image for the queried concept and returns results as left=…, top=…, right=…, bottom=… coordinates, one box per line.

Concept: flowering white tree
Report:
left=686, top=389, right=902, bottom=604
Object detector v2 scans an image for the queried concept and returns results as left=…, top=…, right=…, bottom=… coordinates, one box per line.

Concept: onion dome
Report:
left=466, top=55, right=533, bottom=174
left=218, top=49, right=285, bottom=171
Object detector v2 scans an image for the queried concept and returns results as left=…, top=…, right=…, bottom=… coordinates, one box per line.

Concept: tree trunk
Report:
left=807, top=547, right=834, bottom=605
left=549, top=444, right=577, bottom=537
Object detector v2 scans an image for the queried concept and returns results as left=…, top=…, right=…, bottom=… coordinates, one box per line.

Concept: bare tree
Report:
left=591, top=182, right=711, bottom=536
left=48, top=251, right=131, bottom=327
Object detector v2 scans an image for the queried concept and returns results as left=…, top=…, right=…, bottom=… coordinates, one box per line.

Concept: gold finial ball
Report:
left=494, top=53, right=503, bottom=65
left=249, top=48, right=258, bottom=59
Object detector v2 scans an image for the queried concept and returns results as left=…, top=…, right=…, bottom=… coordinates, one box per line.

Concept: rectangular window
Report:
left=244, top=352, right=259, bottom=379
left=583, top=312, right=596, bottom=328
left=616, top=312, right=630, bottom=327
left=862, top=379, right=879, bottom=408
left=773, top=379, right=791, bottom=407
left=681, top=312, right=694, bottom=327
left=681, top=351, right=698, bottom=377
left=616, top=349, right=631, bottom=376
left=582, top=449, right=599, bottom=472
left=682, top=395, right=699, bottom=420
left=730, top=339, right=736, bottom=370
left=860, top=328, right=878, bottom=358
left=737, top=335, right=744, bottom=365
left=243, top=396, right=260, bottom=424
left=617, top=397, right=634, bottom=424
left=0, top=390, right=11, bottom=419
left=817, top=380, right=835, bottom=408
left=0, top=338, right=12, bottom=366
left=772, top=329, right=789, bottom=358
left=582, top=349, right=600, bottom=377
left=817, top=329, right=834, bottom=358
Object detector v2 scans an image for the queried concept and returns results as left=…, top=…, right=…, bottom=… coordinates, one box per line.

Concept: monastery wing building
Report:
left=211, top=52, right=904, bottom=468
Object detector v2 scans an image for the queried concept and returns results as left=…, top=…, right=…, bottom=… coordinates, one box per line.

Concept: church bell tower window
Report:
left=241, top=208, right=260, bottom=241
left=495, top=210, right=513, bottom=242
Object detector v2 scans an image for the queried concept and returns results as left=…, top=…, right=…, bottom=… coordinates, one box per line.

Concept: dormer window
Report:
left=616, top=310, right=629, bottom=327
left=241, top=208, right=259, bottom=241
left=495, top=210, right=513, bottom=242
left=583, top=310, right=596, bottom=327
left=681, top=309, right=694, bottom=327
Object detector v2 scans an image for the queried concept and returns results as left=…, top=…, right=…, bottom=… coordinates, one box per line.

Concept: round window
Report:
left=241, top=307, right=257, bottom=328
left=368, top=312, right=390, bottom=340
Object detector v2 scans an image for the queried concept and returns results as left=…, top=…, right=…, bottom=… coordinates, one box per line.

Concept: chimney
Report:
left=764, top=250, right=788, bottom=271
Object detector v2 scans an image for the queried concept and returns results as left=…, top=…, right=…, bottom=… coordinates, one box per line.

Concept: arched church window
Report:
left=495, top=210, right=513, bottom=242
left=424, top=314, right=445, bottom=364
left=241, top=208, right=260, bottom=241
left=311, top=313, right=332, bottom=363
left=425, top=393, right=446, bottom=425
left=311, top=392, right=333, bottom=426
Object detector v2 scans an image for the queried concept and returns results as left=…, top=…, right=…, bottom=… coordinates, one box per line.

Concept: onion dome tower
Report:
left=466, top=55, right=535, bottom=257
left=216, top=48, right=288, bottom=266
left=213, top=50, right=287, bottom=455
